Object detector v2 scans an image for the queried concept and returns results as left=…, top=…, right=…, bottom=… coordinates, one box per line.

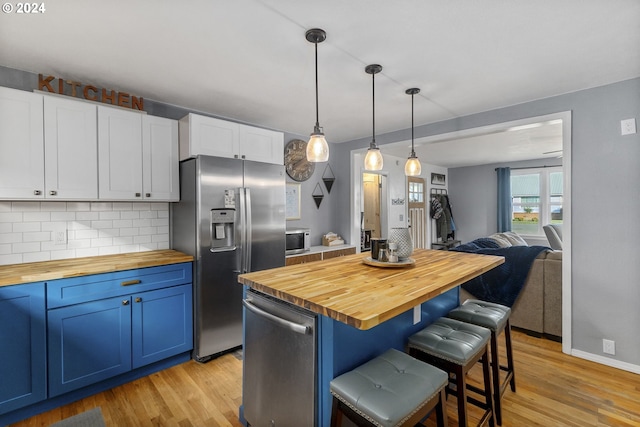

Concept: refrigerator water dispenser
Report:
left=210, top=208, right=236, bottom=252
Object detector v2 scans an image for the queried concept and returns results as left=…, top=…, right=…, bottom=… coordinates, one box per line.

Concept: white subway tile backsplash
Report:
left=45, top=202, right=67, bottom=212
left=0, top=233, right=23, bottom=244
left=23, top=212, right=51, bottom=222
left=0, top=212, right=23, bottom=222
left=133, top=203, right=151, bottom=211
left=91, top=220, right=114, bottom=229
left=121, top=211, right=140, bottom=220
left=0, top=202, right=170, bottom=265
left=120, top=228, right=139, bottom=237
left=0, top=254, right=22, bottom=264
left=98, top=246, right=119, bottom=256
left=75, top=229, right=99, bottom=239
left=113, top=219, right=133, bottom=228
left=75, top=248, right=100, bottom=258
left=13, top=222, right=41, bottom=232
left=112, top=202, right=133, bottom=211
left=51, top=211, right=76, bottom=221
left=76, top=211, right=100, bottom=221
left=13, top=242, right=41, bottom=253
left=91, top=237, right=114, bottom=247
left=23, top=232, right=51, bottom=242
left=66, top=202, right=91, bottom=211
left=11, top=202, right=41, bottom=212
left=132, top=219, right=151, bottom=228
left=99, top=211, right=121, bottom=220
left=23, top=251, right=51, bottom=263
left=91, top=203, right=113, bottom=211
left=134, top=235, right=152, bottom=244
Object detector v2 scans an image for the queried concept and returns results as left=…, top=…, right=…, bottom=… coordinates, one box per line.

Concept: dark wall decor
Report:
left=322, top=164, right=335, bottom=193
left=312, top=182, right=324, bottom=209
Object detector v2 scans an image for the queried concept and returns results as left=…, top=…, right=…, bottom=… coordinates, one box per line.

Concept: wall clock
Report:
left=284, top=139, right=315, bottom=182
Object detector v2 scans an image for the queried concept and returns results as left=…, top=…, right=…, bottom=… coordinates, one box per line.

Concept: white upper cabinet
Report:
left=0, top=87, right=44, bottom=199
left=98, top=105, right=143, bottom=200
left=98, top=105, right=179, bottom=201
left=142, top=115, right=179, bottom=201
left=179, top=113, right=283, bottom=165
left=239, top=125, right=284, bottom=165
left=44, top=95, right=98, bottom=199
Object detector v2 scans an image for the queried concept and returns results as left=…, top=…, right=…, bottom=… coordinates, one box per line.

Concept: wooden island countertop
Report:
left=238, top=248, right=504, bottom=330
left=0, top=250, right=193, bottom=287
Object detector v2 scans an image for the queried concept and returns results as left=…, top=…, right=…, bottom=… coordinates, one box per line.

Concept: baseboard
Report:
left=571, top=349, right=640, bottom=375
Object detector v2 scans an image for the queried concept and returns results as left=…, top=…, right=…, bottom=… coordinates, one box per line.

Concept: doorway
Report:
left=362, top=173, right=382, bottom=238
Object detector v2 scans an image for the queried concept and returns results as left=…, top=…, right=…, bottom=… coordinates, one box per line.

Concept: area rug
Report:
left=49, top=407, right=106, bottom=427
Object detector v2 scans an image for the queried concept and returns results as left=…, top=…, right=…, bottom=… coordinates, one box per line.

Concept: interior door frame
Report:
left=350, top=111, right=572, bottom=355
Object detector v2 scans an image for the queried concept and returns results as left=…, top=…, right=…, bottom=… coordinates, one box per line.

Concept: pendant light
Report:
left=364, top=64, right=383, bottom=171
left=404, top=88, right=422, bottom=176
left=305, top=28, right=329, bottom=162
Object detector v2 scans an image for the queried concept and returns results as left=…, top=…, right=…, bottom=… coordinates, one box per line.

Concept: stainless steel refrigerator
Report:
left=172, top=155, right=286, bottom=362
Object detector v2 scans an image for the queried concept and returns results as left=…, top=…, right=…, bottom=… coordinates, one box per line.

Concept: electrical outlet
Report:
left=621, top=118, right=637, bottom=135
left=603, top=339, right=615, bottom=355
left=399, top=214, right=404, bottom=222
left=413, top=305, right=421, bottom=325
left=54, top=230, right=67, bottom=245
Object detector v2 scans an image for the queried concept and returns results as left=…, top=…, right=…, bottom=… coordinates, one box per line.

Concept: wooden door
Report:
left=363, top=173, right=381, bottom=238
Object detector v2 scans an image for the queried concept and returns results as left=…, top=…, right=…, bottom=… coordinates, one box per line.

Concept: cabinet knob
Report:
left=145, top=193, right=151, bottom=198
left=34, top=190, right=42, bottom=196
left=49, top=190, right=57, bottom=196
left=122, top=300, right=130, bottom=306
left=135, top=193, right=141, bottom=197
left=135, top=297, right=142, bottom=303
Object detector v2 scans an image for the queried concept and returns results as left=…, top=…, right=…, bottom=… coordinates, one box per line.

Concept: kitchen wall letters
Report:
left=38, top=74, right=144, bottom=110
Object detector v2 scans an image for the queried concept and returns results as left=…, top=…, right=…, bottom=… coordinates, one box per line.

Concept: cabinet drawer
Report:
left=47, top=262, right=192, bottom=308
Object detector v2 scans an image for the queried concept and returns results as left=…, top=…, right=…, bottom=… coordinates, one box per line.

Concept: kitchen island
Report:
left=237, top=248, right=504, bottom=426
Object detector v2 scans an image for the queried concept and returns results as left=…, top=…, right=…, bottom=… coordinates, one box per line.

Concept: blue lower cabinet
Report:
left=132, top=284, right=193, bottom=368
left=0, top=283, right=47, bottom=414
left=46, top=263, right=193, bottom=397
left=47, top=296, right=132, bottom=397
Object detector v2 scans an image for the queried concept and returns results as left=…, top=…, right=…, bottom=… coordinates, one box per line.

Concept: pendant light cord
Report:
left=411, top=92, right=415, bottom=155
left=315, top=42, right=320, bottom=129
left=372, top=72, right=376, bottom=146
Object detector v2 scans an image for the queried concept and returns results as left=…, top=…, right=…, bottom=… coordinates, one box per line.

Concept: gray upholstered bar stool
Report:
left=407, top=317, right=494, bottom=427
left=447, top=299, right=515, bottom=425
left=330, top=348, right=449, bottom=427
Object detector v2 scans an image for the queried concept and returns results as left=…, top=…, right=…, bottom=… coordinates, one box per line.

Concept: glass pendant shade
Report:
left=307, top=131, right=329, bottom=162
left=306, top=28, right=329, bottom=162
left=404, top=155, right=421, bottom=176
left=364, top=145, right=384, bottom=170
left=404, top=87, right=421, bottom=176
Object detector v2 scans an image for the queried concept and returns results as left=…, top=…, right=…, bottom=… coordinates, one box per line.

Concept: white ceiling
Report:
left=1, top=0, right=639, bottom=166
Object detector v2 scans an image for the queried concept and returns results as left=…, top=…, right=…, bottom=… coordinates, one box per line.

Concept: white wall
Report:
left=0, top=201, right=169, bottom=265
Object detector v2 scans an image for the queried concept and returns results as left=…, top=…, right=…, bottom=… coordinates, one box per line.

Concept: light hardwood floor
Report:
left=9, top=330, right=640, bottom=427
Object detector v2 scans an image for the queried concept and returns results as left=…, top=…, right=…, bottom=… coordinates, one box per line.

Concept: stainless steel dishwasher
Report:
left=242, top=289, right=317, bottom=427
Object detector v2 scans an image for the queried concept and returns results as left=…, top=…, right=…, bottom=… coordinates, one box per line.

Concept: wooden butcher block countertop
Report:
left=238, top=248, right=504, bottom=330
left=0, top=250, right=193, bottom=287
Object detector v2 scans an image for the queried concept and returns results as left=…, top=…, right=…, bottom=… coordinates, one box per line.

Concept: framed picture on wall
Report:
left=285, top=183, right=301, bottom=220
left=431, top=173, right=446, bottom=186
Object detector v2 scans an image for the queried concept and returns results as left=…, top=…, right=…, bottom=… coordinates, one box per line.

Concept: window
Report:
left=408, top=180, right=424, bottom=203
left=511, top=167, right=562, bottom=236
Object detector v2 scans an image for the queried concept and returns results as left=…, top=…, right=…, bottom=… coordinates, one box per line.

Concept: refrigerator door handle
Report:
left=242, top=299, right=311, bottom=335
left=244, top=187, right=253, bottom=273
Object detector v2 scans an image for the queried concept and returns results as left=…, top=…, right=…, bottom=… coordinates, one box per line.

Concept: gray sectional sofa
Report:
left=459, top=232, right=563, bottom=339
